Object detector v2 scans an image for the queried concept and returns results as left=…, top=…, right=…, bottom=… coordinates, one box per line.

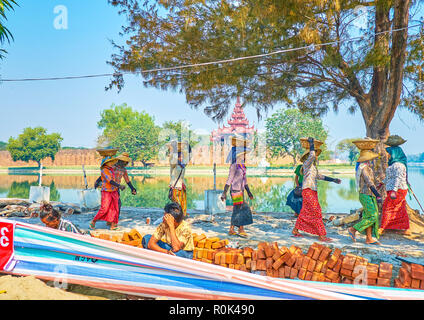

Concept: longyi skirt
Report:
left=231, top=191, right=253, bottom=227
left=381, top=189, right=409, bottom=230
left=294, top=188, right=326, bottom=236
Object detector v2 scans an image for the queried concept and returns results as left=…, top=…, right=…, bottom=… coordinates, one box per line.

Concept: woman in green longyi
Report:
left=348, top=149, right=382, bottom=245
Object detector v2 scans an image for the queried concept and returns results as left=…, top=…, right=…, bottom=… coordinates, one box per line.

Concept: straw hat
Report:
left=300, top=149, right=322, bottom=163
left=116, top=152, right=132, bottom=163
left=385, top=135, right=406, bottom=147
left=357, top=150, right=379, bottom=163
left=100, top=156, right=118, bottom=168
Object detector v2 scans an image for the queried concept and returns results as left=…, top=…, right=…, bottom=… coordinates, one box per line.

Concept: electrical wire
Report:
left=0, top=22, right=422, bottom=83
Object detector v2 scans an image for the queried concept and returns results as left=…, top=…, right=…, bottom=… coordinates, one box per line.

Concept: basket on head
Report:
left=300, top=148, right=322, bottom=163
left=385, top=135, right=406, bottom=147
left=300, top=138, right=323, bottom=150
left=352, top=138, right=380, bottom=151
left=100, top=156, right=118, bottom=168
left=116, top=152, right=132, bottom=164
left=96, top=147, right=118, bottom=157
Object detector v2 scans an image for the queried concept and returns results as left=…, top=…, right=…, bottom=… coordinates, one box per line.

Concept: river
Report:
left=1, top=166, right=423, bottom=214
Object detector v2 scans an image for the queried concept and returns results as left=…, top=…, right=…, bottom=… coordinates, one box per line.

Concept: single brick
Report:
left=318, top=247, right=332, bottom=262
left=411, top=264, right=424, bottom=281
left=377, top=277, right=391, bottom=287
left=411, top=278, right=421, bottom=289
left=305, top=271, right=313, bottom=281
left=307, top=259, right=317, bottom=273
left=290, top=268, right=298, bottom=279
left=298, top=268, right=307, bottom=280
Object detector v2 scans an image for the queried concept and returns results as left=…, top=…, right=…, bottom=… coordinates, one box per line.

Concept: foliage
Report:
left=0, top=0, right=18, bottom=59
left=336, top=138, right=361, bottom=165
left=97, top=103, right=145, bottom=146
left=265, top=108, right=329, bottom=165
left=0, top=141, right=6, bottom=150
left=7, top=181, right=60, bottom=201
left=161, top=120, right=200, bottom=148
left=7, top=127, right=63, bottom=167
left=110, top=111, right=161, bottom=166
left=107, top=0, right=423, bottom=143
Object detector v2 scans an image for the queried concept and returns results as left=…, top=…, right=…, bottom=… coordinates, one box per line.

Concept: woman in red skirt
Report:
left=292, top=137, right=341, bottom=242
left=89, top=155, right=125, bottom=231
left=380, top=135, right=410, bottom=236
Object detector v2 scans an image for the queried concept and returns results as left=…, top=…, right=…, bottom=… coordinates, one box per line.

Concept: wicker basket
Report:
left=352, top=139, right=379, bottom=151
left=300, top=138, right=323, bottom=150
left=96, top=148, right=118, bottom=157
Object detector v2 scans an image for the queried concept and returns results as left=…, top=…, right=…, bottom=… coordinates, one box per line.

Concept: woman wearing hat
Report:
left=220, top=139, right=254, bottom=238
left=89, top=156, right=125, bottom=231
left=168, top=141, right=191, bottom=217
left=292, top=137, right=341, bottom=242
left=347, top=148, right=382, bottom=245
left=94, top=152, right=137, bottom=223
left=380, top=135, right=410, bottom=236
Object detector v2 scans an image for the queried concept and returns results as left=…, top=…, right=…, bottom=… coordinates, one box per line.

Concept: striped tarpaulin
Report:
left=2, top=219, right=424, bottom=300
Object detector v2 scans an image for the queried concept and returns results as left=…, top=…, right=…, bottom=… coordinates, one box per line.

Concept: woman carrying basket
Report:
left=221, top=136, right=254, bottom=238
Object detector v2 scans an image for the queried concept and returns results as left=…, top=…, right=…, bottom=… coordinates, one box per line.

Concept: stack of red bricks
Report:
left=395, top=261, right=424, bottom=290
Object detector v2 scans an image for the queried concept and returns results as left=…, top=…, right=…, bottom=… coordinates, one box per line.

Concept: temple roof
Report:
left=210, top=97, right=255, bottom=141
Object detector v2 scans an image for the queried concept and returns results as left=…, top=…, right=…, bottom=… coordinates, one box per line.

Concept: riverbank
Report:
left=3, top=203, right=423, bottom=299
left=0, top=164, right=357, bottom=176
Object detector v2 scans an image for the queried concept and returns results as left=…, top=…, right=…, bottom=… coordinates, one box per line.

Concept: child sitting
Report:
left=40, top=202, right=87, bottom=235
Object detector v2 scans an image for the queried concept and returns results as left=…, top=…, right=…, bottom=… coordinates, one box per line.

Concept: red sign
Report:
left=0, top=221, right=14, bottom=271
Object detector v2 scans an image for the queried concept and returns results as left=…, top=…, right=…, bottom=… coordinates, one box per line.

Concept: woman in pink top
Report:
left=221, top=143, right=254, bottom=238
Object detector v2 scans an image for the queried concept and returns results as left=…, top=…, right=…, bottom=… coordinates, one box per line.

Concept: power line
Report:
left=1, top=22, right=422, bottom=83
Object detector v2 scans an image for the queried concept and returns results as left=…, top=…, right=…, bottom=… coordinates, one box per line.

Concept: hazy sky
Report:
left=0, top=0, right=423, bottom=155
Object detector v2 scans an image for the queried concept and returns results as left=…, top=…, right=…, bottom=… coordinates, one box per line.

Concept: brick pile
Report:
left=91, top=231, right=423, bottom=290
left=395, top=261, right=424, bottom=290
left=91, top=229, right=144, bottom=247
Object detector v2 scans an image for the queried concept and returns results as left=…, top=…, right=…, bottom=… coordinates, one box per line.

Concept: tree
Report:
left=0, top=0, right=18, bottom=59
left=107, top=0, right=424, bottom=182
left=336, top=138, right=361, bottom=165
left=161, top=120, right=200, bottom=148
left=0, top=141, right=6, bottom=150
left=97, top=103, right=144, bottom=146
left=265, top=109, right=329, bottom=165
left=111, top=111, right=160, bottom=167
left=7, top=127, right=63, bottom=168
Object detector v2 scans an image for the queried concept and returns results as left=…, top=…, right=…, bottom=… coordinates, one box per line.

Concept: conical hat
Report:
left=385, top=135, right=406, bottom=147
left=300, top=149, right=322, bottom=163
left=116, top=152, right=131, bottom=163
left=100, top=156, right=118, bottom=168
left=357, top=150, right=379, bottom=163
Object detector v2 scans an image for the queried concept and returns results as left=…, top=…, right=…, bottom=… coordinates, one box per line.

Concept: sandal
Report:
left=238, top=232, right=248, bottom=238
left=348, top=229, right=356, bottom=242
left=319, top=237, right=333, bottom=242
left=110, top=226, right=119, bottom=231
left=228, top=230, right=237, bottom=236
left=291, top=232, right=303, bottom=238
left=366, top=240, right=381, bottom=246
left=89, top=221, right=96, bottom=230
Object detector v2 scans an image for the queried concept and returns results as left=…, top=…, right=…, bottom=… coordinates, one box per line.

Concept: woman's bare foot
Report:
left=319, top=236, right=333, bottom=242
left=402, top=229, right=411, bottom=236
left=365, top=239, right=380, bottom=245
left=378, top=228, right=384, bottom=236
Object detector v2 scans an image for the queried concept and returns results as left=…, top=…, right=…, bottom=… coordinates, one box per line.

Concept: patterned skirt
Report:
left=354, top=193, right=379, bottom=239
left=381, top=189, right=409, bottom=230
left=93, top=190, right=120, bottom=224
left=295, top=188, right=326, bottom=236
left=171, top=186, right=187, bottom=216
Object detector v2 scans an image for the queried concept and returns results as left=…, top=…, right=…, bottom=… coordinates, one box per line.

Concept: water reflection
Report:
left=1, top=169, right=423, bottom=213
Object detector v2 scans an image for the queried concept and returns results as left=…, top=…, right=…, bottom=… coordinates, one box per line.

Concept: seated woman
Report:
left=40, top=202, right=87, bottom=235
left=142, top=202, right=194, bottom=259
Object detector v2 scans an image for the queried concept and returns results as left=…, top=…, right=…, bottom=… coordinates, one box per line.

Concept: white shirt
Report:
left=385, top=162, right=408, bottom=192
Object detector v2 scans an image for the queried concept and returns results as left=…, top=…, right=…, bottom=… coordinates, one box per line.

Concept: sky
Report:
left=0, top=0, right=423, bottom=156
